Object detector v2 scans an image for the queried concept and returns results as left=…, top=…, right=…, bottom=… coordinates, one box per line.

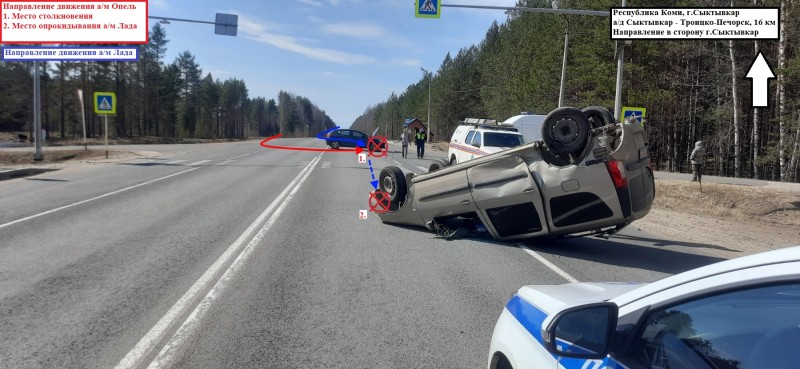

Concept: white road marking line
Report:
left=416, top=165, right=427, bottom=172
left=394, top=160, right=402, bottom=165
left=115, top=155, right=322, bottom=369
left=321, top=161, right=331, bottom=168
left=165, top=160, right=186, bottom=165
left=517, top=244, right=579, bottom=283
left=0, top=167, right=201, bottom=231
left=226, top=152, right=252, bottom=160
left=187, top=160, right=211, bottom=166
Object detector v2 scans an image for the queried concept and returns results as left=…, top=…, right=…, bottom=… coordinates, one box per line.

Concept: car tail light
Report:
left=326, top=132, right=332, bottom=138
left=606, top=160, right=627, bottom=188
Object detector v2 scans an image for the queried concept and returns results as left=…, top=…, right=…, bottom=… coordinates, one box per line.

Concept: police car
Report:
left=448, top=118, right=526, bottom=165
left=488, top=246, right=800, bottom=369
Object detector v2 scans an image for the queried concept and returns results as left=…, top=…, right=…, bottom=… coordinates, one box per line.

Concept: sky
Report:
left=147, top=0, right=517, bottom=126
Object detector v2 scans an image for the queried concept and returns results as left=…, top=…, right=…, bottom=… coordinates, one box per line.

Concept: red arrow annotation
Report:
left=259, top=134, right=364, bottom=154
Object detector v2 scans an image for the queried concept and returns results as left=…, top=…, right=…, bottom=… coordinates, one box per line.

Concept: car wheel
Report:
left=582, top=106, right=615, bottom=129
left=330, top=141, right=340, bottom=149
left=491, top=353, right=513, bottom=369
left=428, top=158, right=449, bottom=173
left=450, top=155, right=457, bottom=165
left=541, top=107, right=590, bottom=156
left=379, top=166, right=407, bottom=205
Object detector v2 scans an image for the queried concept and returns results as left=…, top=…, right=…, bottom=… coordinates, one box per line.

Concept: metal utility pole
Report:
left=421, top=68, right=432, bottom=142
left=558, top=17, right=569, bottom=108
left=33, top=61, right=43, bottom=161
left=613, top=0, right=627, bottom=121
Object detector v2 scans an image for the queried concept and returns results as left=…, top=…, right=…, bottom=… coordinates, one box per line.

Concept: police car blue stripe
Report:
left=505, top=294, right=547, bottom=343
left=505, top=294, right=629, bottom=369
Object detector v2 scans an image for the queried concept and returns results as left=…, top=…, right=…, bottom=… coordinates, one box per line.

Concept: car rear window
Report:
left=484, top=132, right=524, bottom=147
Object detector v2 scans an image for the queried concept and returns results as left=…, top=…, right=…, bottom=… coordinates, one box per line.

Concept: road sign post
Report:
left=94, top=92, right=117, bottom=159
left=33, top=61, right=43, bottom=161
left=77, top=90, right=87, bottom=151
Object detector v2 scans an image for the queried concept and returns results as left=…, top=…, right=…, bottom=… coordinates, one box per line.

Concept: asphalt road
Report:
left=0, top=139, right=734, bottom=368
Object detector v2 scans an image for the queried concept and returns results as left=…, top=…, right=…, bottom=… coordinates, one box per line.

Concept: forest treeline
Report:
left=351, top=0, right=800, bottom=182
left=0, top=23, right=335, bottom=141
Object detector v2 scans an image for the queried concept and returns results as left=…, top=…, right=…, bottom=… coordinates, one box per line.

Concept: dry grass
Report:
left=654, top=179, right=800, bottom=227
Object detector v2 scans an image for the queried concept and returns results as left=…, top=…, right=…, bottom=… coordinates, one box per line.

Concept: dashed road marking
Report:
left=321, top=161, right=331, bottom=168
left=187, top=160, right=211, bottom=166
left=166, top=160, right=186, bottom=165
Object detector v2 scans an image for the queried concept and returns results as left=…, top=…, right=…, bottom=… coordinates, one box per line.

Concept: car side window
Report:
left=465, top=131, right=475, bottom=145
left=352, top=132, right=364, bottom=139
left=630, top=283, right=800, bottom=369
left=471, top=132, right=482, bottom=147
left=339, top=130, right=351, bottom=137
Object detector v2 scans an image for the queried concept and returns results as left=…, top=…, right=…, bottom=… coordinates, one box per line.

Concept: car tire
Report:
left=582, top=106, right=615, bottom=129
left=379, top=166, right=407, bottom=206
left=541, top=107, right=591, bottom=156
left=330, top=141, right=340, bottom=149
left=491, top=354, right=513, bottom=369
left=428, top=158, right=449, bottom=173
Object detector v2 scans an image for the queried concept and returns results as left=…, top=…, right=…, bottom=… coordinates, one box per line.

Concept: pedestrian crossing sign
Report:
left=94, top=92, right=117, bottom=114
left=620, top=106, right=646, bottom=125
left=416, top=0, right=440, bottom=18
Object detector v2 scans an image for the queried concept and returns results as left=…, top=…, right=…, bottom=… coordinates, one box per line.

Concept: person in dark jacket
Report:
left=690, top=140, right=705, bottom=182
left=415, top=129, right=427, bottom=159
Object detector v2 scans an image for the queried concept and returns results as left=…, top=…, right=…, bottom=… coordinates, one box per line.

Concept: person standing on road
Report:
left=400, top=130, right=409, bottom=158
left=690, top=140, right=705, bottom=182
left=415, top=129, right=427, bottom=159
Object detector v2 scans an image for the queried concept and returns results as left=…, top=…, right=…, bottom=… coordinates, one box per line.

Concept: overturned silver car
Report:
left=376, top=107, right=655, bottom=241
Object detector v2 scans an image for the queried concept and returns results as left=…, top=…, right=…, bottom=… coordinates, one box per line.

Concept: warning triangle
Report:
left=421, top=0, right=436, bottom=12
left=99, top=97, right=111, bottom=110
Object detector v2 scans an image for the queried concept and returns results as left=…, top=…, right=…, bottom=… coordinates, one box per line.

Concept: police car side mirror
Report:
left=542, top=302, right=618, bottom=360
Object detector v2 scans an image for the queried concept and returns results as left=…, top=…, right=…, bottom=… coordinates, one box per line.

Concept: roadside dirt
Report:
left=635, top=179, right=800, bottom=257
left=0, top=131, right=250, bottom=146
left=0, top=149, right=162, bottom=168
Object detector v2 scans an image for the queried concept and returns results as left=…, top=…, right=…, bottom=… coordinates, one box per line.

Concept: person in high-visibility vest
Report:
left=415, top=129, right=427, bottom=159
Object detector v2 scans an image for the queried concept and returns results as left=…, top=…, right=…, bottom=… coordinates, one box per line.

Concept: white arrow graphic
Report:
left=745, top=50, right=776, bottom=108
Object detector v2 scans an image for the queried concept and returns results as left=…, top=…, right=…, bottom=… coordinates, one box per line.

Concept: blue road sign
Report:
left=94, top=92, right=116, bottom=114
left=416, top=0, right=440, bottom=18
left=620, top=106, right=646, bottom=125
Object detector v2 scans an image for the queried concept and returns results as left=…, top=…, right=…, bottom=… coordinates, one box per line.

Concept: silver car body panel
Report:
left=378, top=122, right=654, bottom=240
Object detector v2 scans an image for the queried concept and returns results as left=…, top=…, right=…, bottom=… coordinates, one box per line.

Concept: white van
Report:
left=448, top=118, right=525, bottom=165
left=503, top=113, right=547, bottom=142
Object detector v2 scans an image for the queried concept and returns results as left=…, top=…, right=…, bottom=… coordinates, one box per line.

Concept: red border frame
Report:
left=1, top=0, right=148, bottom=44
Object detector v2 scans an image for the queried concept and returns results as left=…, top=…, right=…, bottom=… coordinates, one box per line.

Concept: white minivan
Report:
left=503, top=113, right=546, bottom=142
left=448, top=118, right=525, bottom=165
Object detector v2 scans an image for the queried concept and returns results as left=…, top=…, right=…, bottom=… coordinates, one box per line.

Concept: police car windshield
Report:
left=484, top=132, right=524, bottom=147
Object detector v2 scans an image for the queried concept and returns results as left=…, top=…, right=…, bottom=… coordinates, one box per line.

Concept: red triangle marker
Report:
left=355, top=146, right=363, bottom=155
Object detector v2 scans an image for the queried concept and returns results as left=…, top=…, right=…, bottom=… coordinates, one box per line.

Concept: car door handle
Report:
left=460, top=200, right=471, bottom=205
left=523, top=188, right=536, bottom=193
